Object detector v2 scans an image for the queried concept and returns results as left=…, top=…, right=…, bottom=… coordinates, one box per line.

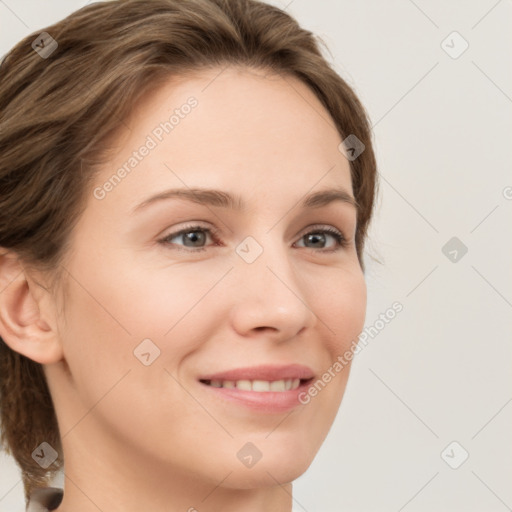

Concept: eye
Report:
left=294, top=226, right=349, bottom=252
left=158, top=224, right=219, bottom=252
left=157, top=223, right=350, bottom=253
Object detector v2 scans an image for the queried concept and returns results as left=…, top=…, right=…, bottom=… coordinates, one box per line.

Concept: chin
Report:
left=217, top=437, right=319, bottom=489
left=223, top=461, right=313, bottom=489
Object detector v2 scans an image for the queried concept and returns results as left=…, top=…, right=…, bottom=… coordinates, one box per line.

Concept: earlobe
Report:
left=0, top=250, right=63, bottom=365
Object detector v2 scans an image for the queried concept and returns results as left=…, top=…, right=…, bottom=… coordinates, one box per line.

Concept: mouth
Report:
left=197, top=364, right=315, bottom=413
left=199, top=377, right=313, bottom=392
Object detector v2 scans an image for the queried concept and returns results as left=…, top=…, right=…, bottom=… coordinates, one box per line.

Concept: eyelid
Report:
left=160, top=222, right=219, bottom=241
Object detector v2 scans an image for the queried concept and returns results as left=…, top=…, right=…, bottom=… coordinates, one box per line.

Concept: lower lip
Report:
left=198, top=380, right=312, bottom=413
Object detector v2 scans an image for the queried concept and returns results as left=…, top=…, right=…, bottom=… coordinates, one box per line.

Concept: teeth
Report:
left=206, top=378, right=302, bottom=392
left=252, top=380, right=270, bottom=392
left=270, top=380, right=285, bottom=392
left=237, top=380, right=252, bottom=391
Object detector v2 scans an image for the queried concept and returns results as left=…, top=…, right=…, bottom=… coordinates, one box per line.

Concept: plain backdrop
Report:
left=1, top=1, right=511, bottom=511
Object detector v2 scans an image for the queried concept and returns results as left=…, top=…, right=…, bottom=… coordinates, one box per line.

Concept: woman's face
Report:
left=46, top=66, right=366, bottom=492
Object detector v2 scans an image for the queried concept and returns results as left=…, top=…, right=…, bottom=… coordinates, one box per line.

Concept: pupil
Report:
left=308, top=233, right=324, bottom=247
left=186, top=231, right=204, bottom=246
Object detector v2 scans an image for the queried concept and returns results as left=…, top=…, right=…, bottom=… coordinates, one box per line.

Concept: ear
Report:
left=0, top=249, right=64, bottom=364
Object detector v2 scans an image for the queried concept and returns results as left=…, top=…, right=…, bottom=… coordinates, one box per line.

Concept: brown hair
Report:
left=0, top=0, right=379, bottom=502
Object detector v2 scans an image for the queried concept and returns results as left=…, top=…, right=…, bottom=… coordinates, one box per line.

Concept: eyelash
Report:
left=157, top=223, right=350, bottom=254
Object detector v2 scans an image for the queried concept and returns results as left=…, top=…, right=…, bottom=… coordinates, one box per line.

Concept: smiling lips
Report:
left=198, top=364, right=315, bottom=412
left=203, top=378, right=302, bottom=392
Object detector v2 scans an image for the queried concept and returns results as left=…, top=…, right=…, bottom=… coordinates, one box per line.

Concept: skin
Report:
left=0, top=66, right=366, bottom=512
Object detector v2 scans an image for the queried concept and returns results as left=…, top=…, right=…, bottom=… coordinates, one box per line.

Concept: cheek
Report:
left=55, top=268, right=199, bottom=446
left=57, top=258, right=226, bottom=426
left=104, top=254, right=227, bottom=338
left=315, top=266, right=367, bottom=354
left=57, top=280, right=134, bottom=413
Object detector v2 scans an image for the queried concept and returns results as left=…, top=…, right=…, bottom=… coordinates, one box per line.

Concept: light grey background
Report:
left=1, top=1, right=511, bottom=511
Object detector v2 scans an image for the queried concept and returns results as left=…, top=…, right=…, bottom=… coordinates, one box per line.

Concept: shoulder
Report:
left=26, top=487, right=63, bottom=512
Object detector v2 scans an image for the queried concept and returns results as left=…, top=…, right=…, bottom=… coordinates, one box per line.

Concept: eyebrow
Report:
left=131, top=187, right=359, bottom=214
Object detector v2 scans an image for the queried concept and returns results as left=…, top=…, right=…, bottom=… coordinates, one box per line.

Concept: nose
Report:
left=228, top=236, right=318, bottom=342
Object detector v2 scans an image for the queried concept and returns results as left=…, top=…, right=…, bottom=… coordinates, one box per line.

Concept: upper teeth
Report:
left=207, top=379, right=301, bottom=392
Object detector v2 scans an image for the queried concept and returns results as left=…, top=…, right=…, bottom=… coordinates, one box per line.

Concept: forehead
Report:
left=90, top=66, right=353, bottom=214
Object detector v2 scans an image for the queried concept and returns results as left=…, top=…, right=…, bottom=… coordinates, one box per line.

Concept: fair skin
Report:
left=0, top=66, right=366, bottom=512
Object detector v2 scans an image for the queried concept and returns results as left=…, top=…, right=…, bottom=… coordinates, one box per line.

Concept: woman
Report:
left=0, top=0, right=378, bottom=510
